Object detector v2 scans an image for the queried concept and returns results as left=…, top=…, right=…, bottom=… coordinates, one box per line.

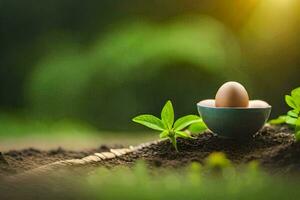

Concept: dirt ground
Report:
left=0, top=144, right=124, bottom=176
left=0, top=125, right=299, bottom=177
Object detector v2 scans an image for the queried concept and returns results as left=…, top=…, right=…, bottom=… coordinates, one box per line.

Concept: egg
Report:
left=215, top=81, right=249, bottom=107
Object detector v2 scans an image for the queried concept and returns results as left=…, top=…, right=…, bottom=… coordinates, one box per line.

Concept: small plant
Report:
left=269, top=87, right=300, bottom=141
left=205, top=152, right=231, bottom=169
left=132, top=100, right=207, bottom=151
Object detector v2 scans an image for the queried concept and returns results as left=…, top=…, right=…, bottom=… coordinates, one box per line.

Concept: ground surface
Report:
left=0, top=144, right=124, bottom=176
left=0, top=125, right=299, bottom=177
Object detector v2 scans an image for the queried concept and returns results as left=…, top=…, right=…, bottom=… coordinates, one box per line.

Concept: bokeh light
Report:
left=0, top=0, right=299, bottom=136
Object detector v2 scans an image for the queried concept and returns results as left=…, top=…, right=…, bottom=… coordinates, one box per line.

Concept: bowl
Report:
left=197, top=99, right=272, bottom=140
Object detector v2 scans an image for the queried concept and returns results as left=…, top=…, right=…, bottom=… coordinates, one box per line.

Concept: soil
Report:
left=109, top=125, right=299, bottom=173
left=0, top=125, right=299, bottom=177
left=0, top=144, right=124, bottom=176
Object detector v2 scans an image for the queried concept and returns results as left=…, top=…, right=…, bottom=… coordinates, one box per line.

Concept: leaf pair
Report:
left=133, top=100, right=207, bottom=151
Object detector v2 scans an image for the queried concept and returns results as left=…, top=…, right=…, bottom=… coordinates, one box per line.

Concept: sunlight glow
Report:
left=273, top=0, right=295, bottom=5
left=239, top=0, right=299, bottom=68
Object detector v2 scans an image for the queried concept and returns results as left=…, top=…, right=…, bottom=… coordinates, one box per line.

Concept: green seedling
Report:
left=132, top=100, right=207, bottom=151
left=205, top=152, right=231, bottom=169
left=269, top=87, right=300, bottom=141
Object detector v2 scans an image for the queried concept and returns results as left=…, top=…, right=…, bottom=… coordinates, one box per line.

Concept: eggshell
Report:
left=215, top=81, right=249, bottom=107
left=249, top=100, right=270, bottom=108
left=198, top=99, right=215, bottom=107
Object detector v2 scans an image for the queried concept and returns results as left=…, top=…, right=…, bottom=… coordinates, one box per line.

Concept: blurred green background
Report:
left=1, top=0, right=300, bottom=141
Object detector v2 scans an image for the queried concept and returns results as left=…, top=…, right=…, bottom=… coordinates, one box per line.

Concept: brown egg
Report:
left=215, top=81, right=249, bottom=107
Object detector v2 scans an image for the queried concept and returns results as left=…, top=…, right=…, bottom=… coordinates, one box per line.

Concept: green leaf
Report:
left=205, top=152, right=231, bottom=169
left=175, top=130, right=192, bottom=139
left=292, top=87, right=300, bottom=107
left=293, top=109, right=300, bottom=115
left=169, top=136, right=178, bottom=152
left=159, top=130, right=169, bottom=139
left=295, top=131, right=300, bottom=142
left=188, top=121, right=208, bottom=134
left=286, top=116, right=297, bottom=125
left=285, top=95, right=298, bottom=110
left=269, top=115, right=287, bottom=125
left=287, top=110, right=298, bottom=118
left=295, top=118, right=300, bottom=132
left=161, top=100, right=174, bottom=129
left=132, top=114, right=165, bottom=131
left=292, top=87, right=300, bottom=98
left=174, top=115, right=202, bottom=131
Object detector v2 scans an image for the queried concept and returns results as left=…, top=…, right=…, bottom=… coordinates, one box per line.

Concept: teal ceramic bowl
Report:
left=197, top=100, right=271, bottom=140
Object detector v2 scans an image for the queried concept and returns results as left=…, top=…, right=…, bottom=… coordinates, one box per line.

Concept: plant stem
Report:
left=170, top=136, right=178, bottom=152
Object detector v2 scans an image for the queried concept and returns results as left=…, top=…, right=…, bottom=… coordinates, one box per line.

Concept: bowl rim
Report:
left=197, top=99, right=272, bottom=110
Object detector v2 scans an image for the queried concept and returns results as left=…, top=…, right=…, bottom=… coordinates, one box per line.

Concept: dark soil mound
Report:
left=109, top=125, right=298, bottom=173
left=0, top=125, right=299, bottom=176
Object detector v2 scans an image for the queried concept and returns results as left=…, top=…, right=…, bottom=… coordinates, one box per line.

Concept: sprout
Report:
left=133, top=100, right=207, bottom=151
left=269, top=87, right=300, bottom=141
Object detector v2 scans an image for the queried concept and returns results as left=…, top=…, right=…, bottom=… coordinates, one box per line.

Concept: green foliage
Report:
left=0, top=112, right=97, bottom=138
left=133, top=100, right=207, bottom=151
left=26, top=17, right=241, bottom=131
left=132, top=115, right=165, bottom=131
left=174, top=115, right=204, bottom=131
left=205, top=152, right=231, bottom=169
left=269, top=87, right=300, bottom=141
left=161, top=101, right=174, bottom=129
left=268, top=115, right=287, bottom=125
left=188, top=120, right=208, bottom=134
left=85, top=154, right=300, bottom=200
left=296, top=131, right=300, bottom=141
